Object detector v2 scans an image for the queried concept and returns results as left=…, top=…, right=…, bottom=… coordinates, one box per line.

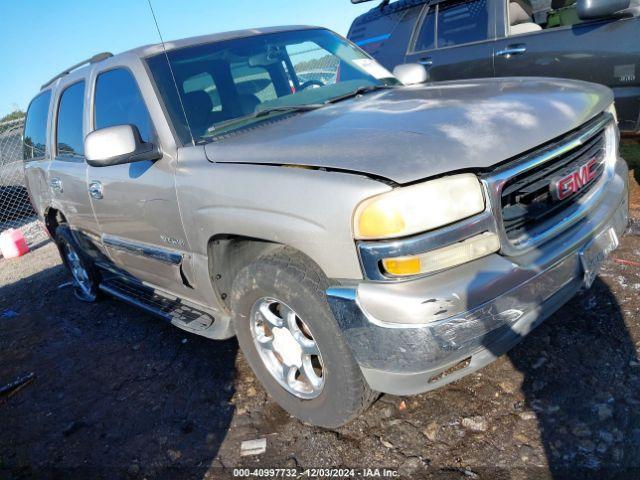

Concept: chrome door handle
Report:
left=50, top=177, right=63, bottom=193
left=89, top=181, right=103, bottom=200
left=419, top=57, right=433, bottom=67
left=496, top=45, right=527, bottom=58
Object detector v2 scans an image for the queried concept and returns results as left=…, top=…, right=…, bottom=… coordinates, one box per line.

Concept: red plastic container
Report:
left=0, top=229, right=29, bottom=259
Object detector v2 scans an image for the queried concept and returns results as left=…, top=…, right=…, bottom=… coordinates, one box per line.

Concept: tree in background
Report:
left=0, top=110, right=25, bottom=123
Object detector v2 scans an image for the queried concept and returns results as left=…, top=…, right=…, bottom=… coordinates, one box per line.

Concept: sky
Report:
left=0, top=0, right=376, bottom=117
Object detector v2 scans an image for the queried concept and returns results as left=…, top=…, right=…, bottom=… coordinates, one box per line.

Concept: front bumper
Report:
left=327, top=157, right=629, bottom=395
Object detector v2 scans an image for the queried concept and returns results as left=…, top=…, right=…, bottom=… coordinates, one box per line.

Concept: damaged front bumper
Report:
left=327, top=158, right=629, bottom=396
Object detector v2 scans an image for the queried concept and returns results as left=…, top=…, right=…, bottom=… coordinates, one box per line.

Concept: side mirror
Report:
left=392, top=63, right=429, bottom=86
left=577, top=0, right=630, bottom=19
left=85, top=124, right=161, bottom=168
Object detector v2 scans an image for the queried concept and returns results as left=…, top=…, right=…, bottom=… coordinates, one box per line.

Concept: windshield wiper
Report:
left=255, top=104, right=326, bottom=116
left=209, top=104, right=325, bottom=135
left=326, top=84, right=395, bottom=105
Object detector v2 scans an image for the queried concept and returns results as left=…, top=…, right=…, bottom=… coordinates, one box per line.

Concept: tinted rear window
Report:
left=23, top=90, right=51, bottom=161
left=56, top=81, right=85, bottom=157
left=94, top=68, right=152, bottom=142
left=438, top=0, right=489, bottom=47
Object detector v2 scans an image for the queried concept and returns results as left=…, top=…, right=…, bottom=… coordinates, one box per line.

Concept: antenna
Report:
left=147, top=0, right=195, bottom=145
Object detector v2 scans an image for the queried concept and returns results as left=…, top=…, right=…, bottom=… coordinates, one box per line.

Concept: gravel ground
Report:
left=1, top=223, right=639, bottom=479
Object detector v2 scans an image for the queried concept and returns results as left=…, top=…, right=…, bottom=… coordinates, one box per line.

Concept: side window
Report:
left=94, top=69, right=152, bottom=142
left=56, top=81, right=85, bottom=158
left=414, top=7, right=436, bottom=52
left=508, top=0, right=582, bottom=36
left=437, top=0, right=489, bottom=47
left=23, top=90, right=51, bottom=161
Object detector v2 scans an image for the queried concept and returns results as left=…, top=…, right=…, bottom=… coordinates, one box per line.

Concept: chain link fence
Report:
left=0, top=118, right=47, bottom=247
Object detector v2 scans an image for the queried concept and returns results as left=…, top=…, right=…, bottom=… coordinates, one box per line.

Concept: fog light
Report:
left=381, top=232, right=500, bottom=277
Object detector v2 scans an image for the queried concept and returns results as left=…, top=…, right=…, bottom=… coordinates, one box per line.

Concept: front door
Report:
left=405, top=0, right=495, bottom=81
left=87, top=67, right=189, bottom=292
left=494, top=0, right=640, bottom=130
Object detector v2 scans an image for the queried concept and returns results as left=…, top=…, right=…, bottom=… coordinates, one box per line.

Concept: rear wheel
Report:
left=54, top=226, right=100, bottom=302
left=230, top=247, right=377, bottom=427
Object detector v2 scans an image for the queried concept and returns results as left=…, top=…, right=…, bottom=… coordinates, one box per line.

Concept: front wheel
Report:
left=54, top=226, right=100, bottom=302
left=230, top=247, right=377, bottom=428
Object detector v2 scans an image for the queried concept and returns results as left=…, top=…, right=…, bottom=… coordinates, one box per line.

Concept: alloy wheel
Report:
left=249, top=297, right=325, bottom=399
left=64, top=245, right=93, bottom=299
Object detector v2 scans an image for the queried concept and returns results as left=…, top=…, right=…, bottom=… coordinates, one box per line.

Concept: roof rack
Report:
left=351, top=0, right=390, bottom=6
left=40, top=52, right=113, bottom=90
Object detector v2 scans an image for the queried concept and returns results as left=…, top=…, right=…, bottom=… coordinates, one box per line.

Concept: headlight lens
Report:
left=354, top=173, right=486, bottom=240
left=604, top=106, right=620, bottom=168
left=381, top=232, right=501, bottom=277
left=606, top=103, right=618, bottom=124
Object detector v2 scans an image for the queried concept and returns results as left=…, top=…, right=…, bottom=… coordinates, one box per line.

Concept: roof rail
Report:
left=40, top=52, right=113, bottom=90
left=351, top=0, right=390, bottom=5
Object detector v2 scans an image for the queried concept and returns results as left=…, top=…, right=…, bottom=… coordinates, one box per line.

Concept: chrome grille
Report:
left=501, top=128, right=606, bottom=243
left=483, top=113, right=614, bottom=254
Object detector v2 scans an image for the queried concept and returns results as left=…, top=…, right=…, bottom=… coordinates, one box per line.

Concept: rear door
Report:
left=48, top=79, right=99, bottom=236
left=405, top=0, right=496, bottom=81
left=494, top=0, right=640, bottom=131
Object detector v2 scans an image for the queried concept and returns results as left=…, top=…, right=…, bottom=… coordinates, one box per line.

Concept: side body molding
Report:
left=102, top=234, right=183, bottom=265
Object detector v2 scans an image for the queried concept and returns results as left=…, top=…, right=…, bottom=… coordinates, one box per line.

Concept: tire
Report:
left=230, top=247, right=377, bottom=428
left=54, top=225, right=100, bottom=302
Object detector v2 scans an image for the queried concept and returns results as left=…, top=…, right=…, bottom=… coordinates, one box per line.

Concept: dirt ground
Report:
left=1, top=184, right=640, bottom=479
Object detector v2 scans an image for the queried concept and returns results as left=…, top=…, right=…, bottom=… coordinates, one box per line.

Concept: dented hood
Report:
left=205, top=77, right=613, bottom=184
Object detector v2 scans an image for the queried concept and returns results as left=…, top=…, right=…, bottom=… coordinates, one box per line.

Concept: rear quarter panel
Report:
left=22, top=92, right=54, bottom=222
left=23, top=159, right=52, bottom=220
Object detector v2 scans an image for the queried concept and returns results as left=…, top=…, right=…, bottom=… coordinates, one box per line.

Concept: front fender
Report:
left=176, top=160, right=390, bottom=280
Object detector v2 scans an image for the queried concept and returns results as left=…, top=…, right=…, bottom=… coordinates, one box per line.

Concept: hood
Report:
left=205, top=77, right=613, bottom=184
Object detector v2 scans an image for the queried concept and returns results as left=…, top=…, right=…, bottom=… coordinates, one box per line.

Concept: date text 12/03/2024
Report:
left=232, top=468, right=400, bottom=477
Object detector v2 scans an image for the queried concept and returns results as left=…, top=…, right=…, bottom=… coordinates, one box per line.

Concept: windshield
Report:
left=146, top=28, right=400, bottom=144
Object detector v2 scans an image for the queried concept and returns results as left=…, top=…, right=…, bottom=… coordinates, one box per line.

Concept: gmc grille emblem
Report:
left=550, top=157, right=600, bottom=201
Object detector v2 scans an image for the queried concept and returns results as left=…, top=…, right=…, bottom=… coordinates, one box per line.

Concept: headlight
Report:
left=381, top=232, right=501, bottom=277
left=604, top=105, right=620, bottom=167
left=606, top=103, right=618, bottom=124
left=354, top=173, right=486, bottom=240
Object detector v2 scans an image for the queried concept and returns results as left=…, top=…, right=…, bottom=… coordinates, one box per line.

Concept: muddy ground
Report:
left=1, top=190, right=640, bottom=479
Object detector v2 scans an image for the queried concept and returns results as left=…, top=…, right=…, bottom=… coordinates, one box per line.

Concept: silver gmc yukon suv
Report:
left=23, top=26, right=629, bottom=427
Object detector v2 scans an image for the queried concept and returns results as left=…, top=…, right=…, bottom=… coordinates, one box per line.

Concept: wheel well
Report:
left=208, top=235, right=283, bottom=309
left=44, top=208, right=67, bottom=237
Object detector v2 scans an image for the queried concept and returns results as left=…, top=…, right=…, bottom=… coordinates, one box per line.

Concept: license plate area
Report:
left=579, top=227, right=619, bottom=288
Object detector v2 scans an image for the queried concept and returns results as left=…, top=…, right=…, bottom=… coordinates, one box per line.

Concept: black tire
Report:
left=54, top=225, right=100, bottom=302
left=230, top=247, right=377, bottom=428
